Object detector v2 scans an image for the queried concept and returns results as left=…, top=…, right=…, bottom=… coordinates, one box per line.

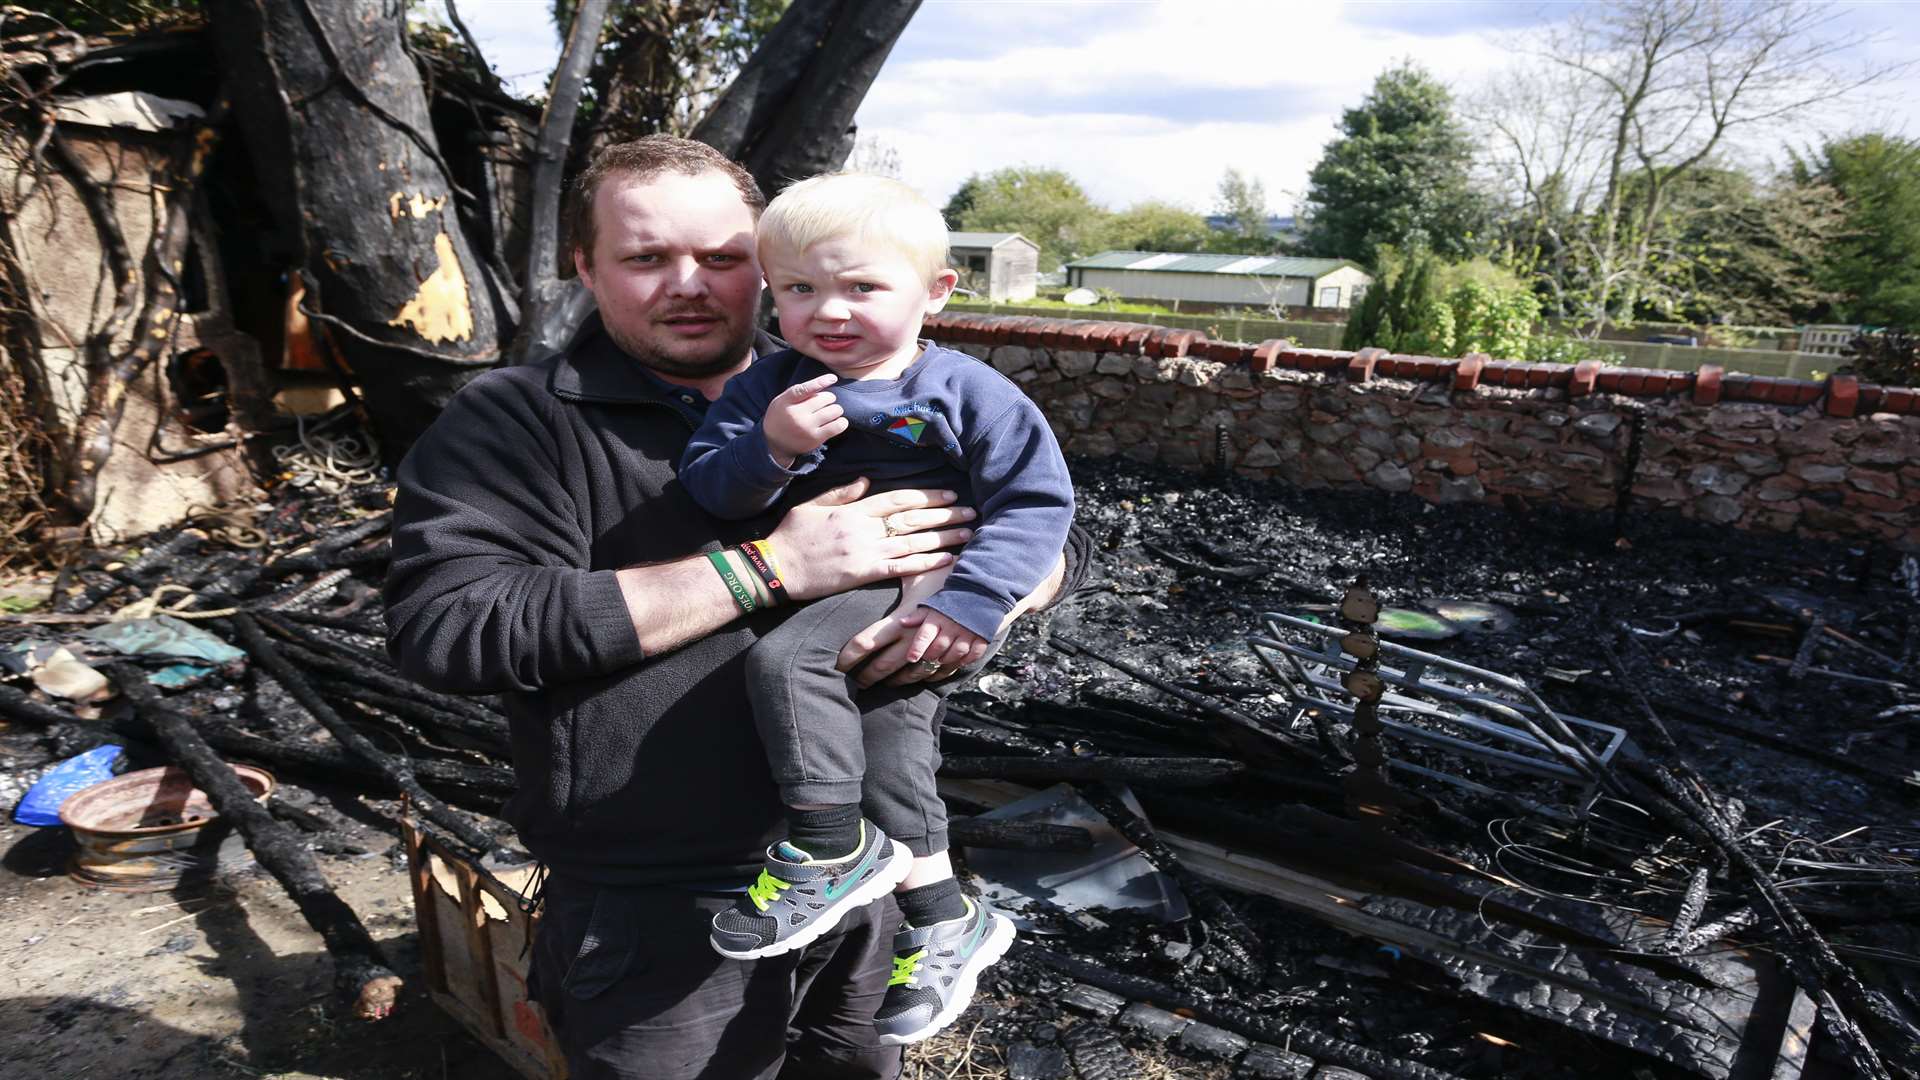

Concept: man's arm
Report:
left=836, top=524, right=1091, bottom=688
left=386, top=375, right=976, bottom=693
left=386, top=373, right=640, bottom=695
left=617, top=480, right=973, bottom=655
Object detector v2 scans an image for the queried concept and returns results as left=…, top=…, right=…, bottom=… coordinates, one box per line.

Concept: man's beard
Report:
left=603, top=315, right=757, bottom=379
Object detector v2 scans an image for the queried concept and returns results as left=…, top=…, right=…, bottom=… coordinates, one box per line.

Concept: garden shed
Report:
left=948, top=231, right=1039, bottom=302
left=1064, top=252, right=1372, bottom=311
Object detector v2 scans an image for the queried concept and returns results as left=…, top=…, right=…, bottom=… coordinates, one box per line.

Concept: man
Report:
left=385, top=136, right=1084, bottom=1079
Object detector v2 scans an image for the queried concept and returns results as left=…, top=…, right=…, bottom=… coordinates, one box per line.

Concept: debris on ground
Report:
left=4, top=451, right=1917, bottom=1079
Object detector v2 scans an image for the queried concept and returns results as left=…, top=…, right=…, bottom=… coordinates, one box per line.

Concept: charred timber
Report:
left=227, top=614, right=505, bottom=857
left=1049, top=634, right=1315, bottom=765
left=1629, top=760, right=1916, bottom=1077
left=108, top=666, right=402, bottom=1019
left=938, top=755, right=1243, bottom=787
left=259, top=514, right=393, bottom=579
left=312, top=677, right=510, bottom=754
left=1076, top=783, right=1265, bottom=985
left=1023, top=946, right=1467, bottom=1080
left=947, top=817, right=1094, bottom=852
left=257, top=626, right=506, bottom=729
left=0, top=682, right=515, bottom=803
left=55, top=530, right=203, bottom=613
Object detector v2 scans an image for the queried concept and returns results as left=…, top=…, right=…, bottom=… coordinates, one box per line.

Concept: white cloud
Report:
left=857, top=1, right=1523, bottom=212
left=431, top=0, right=1920, bottom=221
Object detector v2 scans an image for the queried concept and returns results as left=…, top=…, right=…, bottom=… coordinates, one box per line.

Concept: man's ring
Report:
left=915, top=660, right=941, bottom=673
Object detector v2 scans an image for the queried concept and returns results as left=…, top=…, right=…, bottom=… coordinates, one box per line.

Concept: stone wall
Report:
left=925, top=314, right=1920, bottom=548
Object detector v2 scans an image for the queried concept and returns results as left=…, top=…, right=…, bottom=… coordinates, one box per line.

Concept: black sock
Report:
left=897, top=877, right=966, bottom=927
left=787, top=804, right=861, bottom=860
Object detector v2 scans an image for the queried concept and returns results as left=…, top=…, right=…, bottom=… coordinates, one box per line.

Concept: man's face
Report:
left=573, top=170, right=762, bottom=380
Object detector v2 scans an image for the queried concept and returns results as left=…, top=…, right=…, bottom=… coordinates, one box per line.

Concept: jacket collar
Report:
left=549, top=309, right=781, bottom=405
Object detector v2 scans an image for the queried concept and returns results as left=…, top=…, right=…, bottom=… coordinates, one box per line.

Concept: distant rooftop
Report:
left=1205, top=213, right=1298, bottom=237
left=1065, top=251, right=1359, bottom=278
left=948, top=231, right=1035, bottom=249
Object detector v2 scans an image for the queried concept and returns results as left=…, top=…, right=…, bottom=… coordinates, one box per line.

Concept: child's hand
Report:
left=764, top=374, right=846, bottom=465
left=903, top=607, right=988, bottom=672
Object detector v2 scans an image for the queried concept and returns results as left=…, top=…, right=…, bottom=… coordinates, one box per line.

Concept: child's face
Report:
left=761, top=235, right=957, bottom=380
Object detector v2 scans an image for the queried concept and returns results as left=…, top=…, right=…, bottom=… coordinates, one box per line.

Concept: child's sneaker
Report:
left=709, top=819, right=910, bottom=960
left=874, top=896, right=1016, bottom=1045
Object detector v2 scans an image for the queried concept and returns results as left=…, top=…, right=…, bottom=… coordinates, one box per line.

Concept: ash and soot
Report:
left=3, top=454, right=1918, bottom=1080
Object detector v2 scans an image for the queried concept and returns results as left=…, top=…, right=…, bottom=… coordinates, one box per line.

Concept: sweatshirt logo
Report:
left=870, top=402, right=943, bottom=446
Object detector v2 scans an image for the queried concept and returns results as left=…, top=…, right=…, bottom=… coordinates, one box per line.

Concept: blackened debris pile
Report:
left=2, top=455, right=1917, bottom=1080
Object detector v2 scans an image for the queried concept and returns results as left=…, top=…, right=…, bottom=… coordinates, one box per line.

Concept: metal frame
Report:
left=1248, top=611, right=1628, bottom=792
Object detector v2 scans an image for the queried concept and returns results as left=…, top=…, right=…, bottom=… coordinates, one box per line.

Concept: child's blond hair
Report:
left=757, top=173, right=950, bottom=283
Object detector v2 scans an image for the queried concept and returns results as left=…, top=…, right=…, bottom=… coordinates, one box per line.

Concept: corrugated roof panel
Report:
left=1127, top=253, right=1185, bottom=270
left=1214, top=256, right=1277, bottom=274
left=948, top=231, right=1026, bottom=249
left=1065, top=251, right=1361, bottom=278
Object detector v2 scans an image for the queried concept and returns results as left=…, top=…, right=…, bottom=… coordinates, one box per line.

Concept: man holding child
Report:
left=386, top=136, right=1084, bottom=1078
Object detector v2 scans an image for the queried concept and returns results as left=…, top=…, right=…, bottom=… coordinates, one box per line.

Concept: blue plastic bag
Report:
left=14, top=744, right=123, bottom=826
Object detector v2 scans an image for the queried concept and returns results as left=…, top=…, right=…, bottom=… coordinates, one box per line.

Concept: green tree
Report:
left=1803, top=134, right=1920, bottom=328
left=946, top=167, right=1109, bottom=271
left=1301, top=61, right=1483, bottom=264
left=1474, top=1, right=1897, bottom=332
left=1207, top=168, right=1273, bottom=254
left=1104, top=200, right=1210, bottom=253
left=1639, top=165, right=1845, bottom=326
left=1344, top=248, right=1542, bottom=359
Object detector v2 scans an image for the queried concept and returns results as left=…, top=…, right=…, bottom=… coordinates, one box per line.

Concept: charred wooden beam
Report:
left=1050, top=634, right=1315, bottom=765
left=54, top=530, right=203, bottom=613
left=1661, top=867, right=1712, bottom=954
left=227, top=614, right=504, bottom=857
left=947, top=817, right=1093, bottom=852
left=0, top=682, right=514, bottom=803
left=258, top=513, right=392, bottom=579
left=1629, top=760, right=1915, bottom=1078
left=256, top=627, right=506, bottom=729
left=1076, top=783, right=1264, bottom=985
left=312, top=676, right=510, bottom=754
left=1023, top=945, right=1467, bottom=1080
left=108, top=666, right=402, bottom=1019
left=938, top=755, right=1242, bottom=787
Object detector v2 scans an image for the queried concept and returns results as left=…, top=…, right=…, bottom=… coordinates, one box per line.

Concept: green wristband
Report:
left=707, top=551, right=757, bottom=614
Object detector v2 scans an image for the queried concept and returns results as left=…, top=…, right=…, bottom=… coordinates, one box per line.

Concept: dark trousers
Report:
left=529, top=873, right=902, bottom=1079
left=745, top=584, right=947, bottom=857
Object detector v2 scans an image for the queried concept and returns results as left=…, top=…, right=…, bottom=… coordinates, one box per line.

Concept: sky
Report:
left=434, top=0, right=1920, bottom=216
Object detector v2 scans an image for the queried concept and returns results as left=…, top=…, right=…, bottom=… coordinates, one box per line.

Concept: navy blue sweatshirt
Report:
left=681, top=342, right=1074, bottom=640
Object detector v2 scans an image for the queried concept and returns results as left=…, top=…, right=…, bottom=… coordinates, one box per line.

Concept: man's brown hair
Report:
left=568, top=135, right=766, bottom=262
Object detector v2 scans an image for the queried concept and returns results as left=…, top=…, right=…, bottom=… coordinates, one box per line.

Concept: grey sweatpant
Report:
left=746, top=582, right=996, bottom=858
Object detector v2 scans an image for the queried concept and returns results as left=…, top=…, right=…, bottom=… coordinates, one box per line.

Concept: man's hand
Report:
left=764, top=374, right=846, bottom=466
left=836, top=553, right=1066, bottom=687
left=767, top=478, right=976, bottom=601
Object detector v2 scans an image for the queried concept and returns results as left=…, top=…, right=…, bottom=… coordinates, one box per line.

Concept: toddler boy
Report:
left=679, top=173, right=1073, bottom=1045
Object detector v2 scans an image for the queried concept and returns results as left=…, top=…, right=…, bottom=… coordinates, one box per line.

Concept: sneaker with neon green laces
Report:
left=874, top=896, right=1016, bottom=1046
left=708, top=819, right=911, bottom=960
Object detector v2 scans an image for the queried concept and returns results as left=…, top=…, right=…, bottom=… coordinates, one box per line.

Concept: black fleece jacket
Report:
left=385, top=313, right=1090, bottom=885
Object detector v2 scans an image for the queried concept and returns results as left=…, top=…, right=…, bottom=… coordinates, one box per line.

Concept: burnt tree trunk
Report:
left=208, top=0, right=504, bottom=458
left=692, top=0, right=923, bottom=199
